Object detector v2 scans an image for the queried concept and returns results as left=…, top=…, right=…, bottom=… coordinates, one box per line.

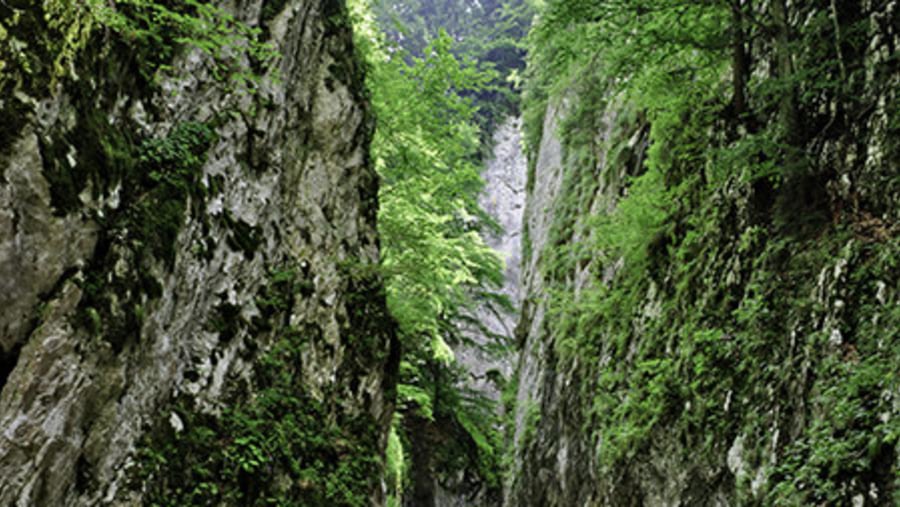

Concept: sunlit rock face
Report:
left=458, top=116, right=526, bottom=401
left=480, top=116, right=528, bottom=307
left=0, top=1, right=395, bottom=505
left=435, top=116, right=527, bottom=507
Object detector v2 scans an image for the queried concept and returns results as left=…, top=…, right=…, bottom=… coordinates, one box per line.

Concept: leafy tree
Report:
left=352, top=1, right=508, bottom=503
left=372, top=0, right=535, bottom=137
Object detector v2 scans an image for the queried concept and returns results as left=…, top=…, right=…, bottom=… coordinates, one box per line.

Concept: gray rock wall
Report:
left=456, top=116, right=526, bottom=404
left=0, top=1, right=395, bottom=505
left=437, top=116, right=527, bottom=507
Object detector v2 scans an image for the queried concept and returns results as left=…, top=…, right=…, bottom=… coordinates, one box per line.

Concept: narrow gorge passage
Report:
left=437, top=116, right=527, bottom=506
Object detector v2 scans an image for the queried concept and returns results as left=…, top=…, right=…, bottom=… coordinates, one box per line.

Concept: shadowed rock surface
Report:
left=0, top=1, right=396, bottom=505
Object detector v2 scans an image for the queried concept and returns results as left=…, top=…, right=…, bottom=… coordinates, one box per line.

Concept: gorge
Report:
left=0, top=0, right=897, bottom=506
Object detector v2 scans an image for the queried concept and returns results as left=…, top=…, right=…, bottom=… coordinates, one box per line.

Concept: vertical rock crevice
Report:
left=423, top=116, right=528, bottom=507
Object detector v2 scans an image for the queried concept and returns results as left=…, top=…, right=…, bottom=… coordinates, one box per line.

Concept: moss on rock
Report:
left=139, top=317, right=383, bottom=506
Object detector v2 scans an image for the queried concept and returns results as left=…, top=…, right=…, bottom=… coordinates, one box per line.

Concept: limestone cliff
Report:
left=0, top=1, right=396, bottom=505
left=507, top=2, right=899, bottom=506
left=435, top=116, right=526, bottom=507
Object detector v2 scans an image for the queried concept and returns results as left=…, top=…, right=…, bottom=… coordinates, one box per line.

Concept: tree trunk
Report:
left=771, top=0, right=800, bottom=143
left=731, top=0, right=750, bottom=122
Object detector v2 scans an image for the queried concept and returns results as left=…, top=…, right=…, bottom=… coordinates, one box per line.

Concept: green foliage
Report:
left=356, top=6, right=503, bottom=374
left=521, top=0, right=900, bottom=501
left=385, top=422, right=407, bottom=505
left=397, top=380, right=435, bottom=421
left=352, top=2, right=509, bottom=499
left=763, top=241, right=900, bottom=504
left=544, top=169, right=899, bottom=498
left=590, top=168, right=670, bottom=271
left=520, top=401, right=540, bottom=450
left=132, top=121, right=216, bottom=264
left=139, top=122, right=215, bottom=188
left=100, top=0, right=279, bottom=90
left=371, top=0, right=534, bottom=136
left=0, top=0, right=106, bottom=93
left=0, top=0, right=277, bottom=100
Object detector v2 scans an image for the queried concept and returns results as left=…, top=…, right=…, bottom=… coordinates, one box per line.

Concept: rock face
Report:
left=507, top=3, right=899, bottom=507
left=0, top=1, right=395, bottom=505
left=456, top=116, right=526, bottom=403
left=507, top=96, right=658, bottom=506
left=436, top=116, right=527, bottom=507
left=478, top=116, right=528, bottom=319
left=505, top=99, right=623, bottom=507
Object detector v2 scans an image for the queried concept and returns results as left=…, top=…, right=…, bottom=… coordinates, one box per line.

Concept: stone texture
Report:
left=505, top=99, right=630, bottom=507
left=457, top=116, right=526, bottom=402
left=437, top=116, right=527, bottom=507
left=0, top=1, right=395, bottom=505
